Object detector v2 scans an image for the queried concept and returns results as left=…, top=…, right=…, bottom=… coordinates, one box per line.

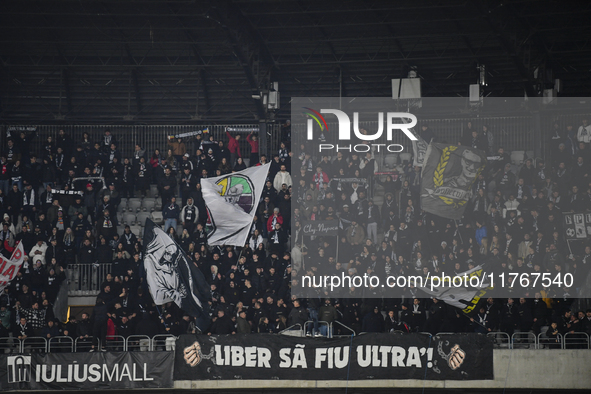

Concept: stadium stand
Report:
left=0, top=120, right=589, bottom=355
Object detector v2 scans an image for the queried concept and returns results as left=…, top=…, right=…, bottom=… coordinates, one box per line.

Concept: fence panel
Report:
left=511, top=332, right=537, bottom=349
left=2, top=124, right=276, bottom=167
left=67, top=263, right=112, bottom=295
left=563, top=332, right=590, bottom=349
left=126, top=335, right=152, bottom=352
left=152, top=334, right=177, bottom=351
left=22, top=337, right=47, bottom=353
left=74, top=336, right=98, bottom=352
left=538, top=332, right=563, bottom=349
left=487, top=332, right=510, bottom=348
left=0, top=337, right=21, bottom=354
left=48, top=336, right=74, bottom=352
left=6, top=106, right=589, bottom=168
left=105, top=335, right=126, bottom=351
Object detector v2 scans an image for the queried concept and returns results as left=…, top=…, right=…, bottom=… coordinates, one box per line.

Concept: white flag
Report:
left=201, top=163, right=270, bottom=246
left=418, top=264, right=490, bottom=310
left=412, top=135, right=428, bottom=167
left=0, top=243, right=26, bottom=293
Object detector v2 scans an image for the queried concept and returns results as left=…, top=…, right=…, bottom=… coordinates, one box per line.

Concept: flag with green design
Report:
left=201, top=163, right=270, bottom=245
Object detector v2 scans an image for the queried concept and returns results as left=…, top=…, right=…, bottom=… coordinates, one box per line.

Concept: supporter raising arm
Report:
left=225, top=129, right=241, bottom=166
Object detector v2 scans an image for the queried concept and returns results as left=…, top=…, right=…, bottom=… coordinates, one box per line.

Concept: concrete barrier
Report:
left=174, top=349, right=591, bottom=390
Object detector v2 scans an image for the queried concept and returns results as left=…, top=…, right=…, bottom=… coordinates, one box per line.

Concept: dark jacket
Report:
left=287, top=305, right=309, bottom=328
left=209, top=314, right=234, bottom=335
left=362, top=310, right=385, bottom=332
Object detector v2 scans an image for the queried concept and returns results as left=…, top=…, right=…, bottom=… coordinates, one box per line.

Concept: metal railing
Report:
left=22, top=337, right=47, bottom=353
left=279, top=324, right=303, bottom=337
left=1, top=335, right=180, bottom=354
left=152, top=334, right=177, bottom=351
left=278, top=321, right=355, bottom=338
left=74, top=336, right=98, bottom=352
left=48, top=336, right=74, bottom=352
left=563, top=332, right=590, bottom=349
left=487, top=332, right=511, bottom=348
left=126, top=335, right=152, bottom=352
left=332, top=321, right=356, bottom=338
left=303, top=320, right=331, bottom=338
left=67, top=263, right=112, bottom=295
left=0, top=124, right=284, bottom=170
left=105, top=335, right=126, bottom=351
left=511, top=332, right=537, bottom=349
left=0, top=337, right=21, bottom=354
left=538, top=332, right=563, bottom=349
left=1, top=331, right=587, bottom=354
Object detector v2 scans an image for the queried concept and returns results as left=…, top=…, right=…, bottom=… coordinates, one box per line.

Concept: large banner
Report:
left=421, top=143, right=486, bottom=220
left=175, top=333, right=493, bottom=381
left=0, top=243, right=25, bottom=294
left=143, top=219, right=211, bottom=332
left=201, top=163, right=270, bottom=246
left=563, top=212, right=591, bottom=240
left=0, top=352, right=173, bottom=391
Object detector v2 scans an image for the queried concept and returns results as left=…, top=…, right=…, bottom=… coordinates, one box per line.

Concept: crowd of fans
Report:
left=0, top=119, right=590, bottom=352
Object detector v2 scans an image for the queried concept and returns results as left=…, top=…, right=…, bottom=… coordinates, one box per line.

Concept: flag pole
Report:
left=457, top=308, right=487, bottom=329
left=454, top=220, right=464, bottom=245
left=155, top=304, right=170, bottom=331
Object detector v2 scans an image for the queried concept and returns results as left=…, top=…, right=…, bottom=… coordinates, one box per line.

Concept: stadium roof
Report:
left=2, top=0, right=591, bottom=123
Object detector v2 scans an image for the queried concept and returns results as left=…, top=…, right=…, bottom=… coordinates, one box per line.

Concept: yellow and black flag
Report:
left=421, top=143, right=486, bottom=220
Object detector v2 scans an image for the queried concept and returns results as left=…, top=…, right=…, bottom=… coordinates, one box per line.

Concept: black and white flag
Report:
left=142, top=219, right=211, bottom=331
left=417, top=263, right=490, bottom=312
left=421, top=143, right=486, bottom=220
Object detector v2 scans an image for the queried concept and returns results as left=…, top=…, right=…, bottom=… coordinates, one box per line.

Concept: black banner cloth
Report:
left=175, top=333, right=493, bottom=381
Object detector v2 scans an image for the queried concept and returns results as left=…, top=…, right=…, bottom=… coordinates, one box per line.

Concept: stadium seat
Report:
left=151, top=211, right=164, bottom=225
left=119, top=198, right=128, bottom=208
left=130, top=225, right=142, bottom=237
left=384, top=154, right=398, bottom=169
left=510, top=150, right=525, bottom=165
left=127, top=198, right=142, bottom=212
left=141, top=199, right=156, bottom=212
left=136, top=211, right=151, bottom=225
left=149, top=184, right=159, bottom=198
left=116, top=212, right=123, bottom=224
left=399, top=152, right=412, bottom=164
left=123, top=212, right=137, bottom=225
left=117, top=203, right=127, bottom=213
left=154, top=197, right=162, bottom=211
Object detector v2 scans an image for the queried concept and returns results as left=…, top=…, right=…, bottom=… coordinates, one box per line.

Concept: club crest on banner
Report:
left=206, top=174, right=256, bottom=238
left=201, top=163, right=269, bottom=246
left=215, top=174, right=255, bottom=213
